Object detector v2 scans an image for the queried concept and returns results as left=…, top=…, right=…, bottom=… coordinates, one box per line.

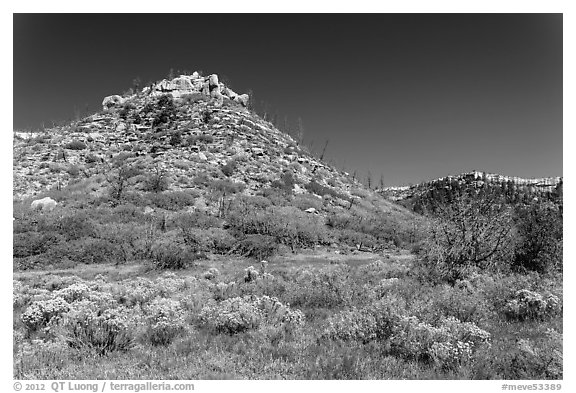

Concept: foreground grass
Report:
left=13, top=255, right=562, bottom=380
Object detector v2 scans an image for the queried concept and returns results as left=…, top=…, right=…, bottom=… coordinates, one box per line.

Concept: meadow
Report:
left=13, top=249, right=562, bottom=379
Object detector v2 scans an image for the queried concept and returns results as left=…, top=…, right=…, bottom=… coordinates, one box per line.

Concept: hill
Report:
left=13, top=71, right=421, bottom=270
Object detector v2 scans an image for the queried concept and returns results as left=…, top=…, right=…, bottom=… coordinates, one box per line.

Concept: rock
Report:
left=116, top=123, right=126, bottom=132
left=235, top=94, right=249, bottom=107
left=224, top=87, right=237, bottom=100
left=143, top=206, right=154, bottom=215
left=31, top=197, right=57, bottom=212
left=208, top=74, right=219, bottom=88
left=198, top=152, right=207, bottom=161
left=102, top=95, right=124, bottom=110
left=305, top=207, right=318, bottom=214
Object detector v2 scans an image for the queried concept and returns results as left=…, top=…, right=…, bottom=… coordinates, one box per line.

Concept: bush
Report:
left=227, top=201, right=328, bottom=251
left=234, top=234, right=278, bottom=260
left=221, top=160, right=237, bottom=177
left=21, top=298, right=70, bottom=331
left=64, top=140, right=87, bottom=150
left=322, top=308, right=378, bottom=343
left=142, top=298, right=186, bottom=346
left=421, top=191, right=515, bottom=283
left=198, top=295, right=304, bottom=335
left=151, top=232, right=194, bottom=270
left=503, top=289, right=561, bottom=321
left=513, top=202, right=562, bottom=273
left=148, top=191, right=195, bottom=211
left=305, top=180, right=350, bottom=201
left=196, top=134, right=214, bottom=144
left=61, top=303, right=135, bottom=355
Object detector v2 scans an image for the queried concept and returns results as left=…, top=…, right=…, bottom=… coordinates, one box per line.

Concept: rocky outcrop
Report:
left=141, top=72, right=249, bottom=107
left=31, top=197, right=57, bottom=212
left=102, top=95, right=125, bottom=110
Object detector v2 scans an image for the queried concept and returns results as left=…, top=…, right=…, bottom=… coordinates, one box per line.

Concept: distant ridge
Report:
left=379, top=170, right=562, bottom=202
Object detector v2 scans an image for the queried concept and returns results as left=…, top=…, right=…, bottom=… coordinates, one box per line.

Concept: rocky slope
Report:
left=13, top=71, right=407, bottom=219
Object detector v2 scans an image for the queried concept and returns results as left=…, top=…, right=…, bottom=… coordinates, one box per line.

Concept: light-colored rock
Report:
left=31, top=197, right=57, bottom=212
left=102, top=95, right=124, bottom=110
left=305, top=207, right=318, bottom=214
left=143, top=206, right=154, bottom=215
left=208, top=74, right=219, bottom=87
left=235, top=94, right=249, bottom=107
left=198, top=152, right=207, bottom=161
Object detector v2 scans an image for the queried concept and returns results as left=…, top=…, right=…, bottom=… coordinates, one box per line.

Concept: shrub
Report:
left=21, top=298, right=70, bottom=331
left=503, top=289, right=561, bottom=321
left=60, top=303, right=135, bottom=355
left=421, top=191, right=515, bottom=283
left=221, top=160, right=237, bottom=177
left=151, top=233, right=194, bottom=270
left=64, top=140, right=87, bottom=150
left=322, top=308, right=378, bottom=343
left=234, top=234, right=278, bottom=260
left=196, top=134, right=214, bottom=144
left=142, top=298, right=186, bottom=346
left=305, top=180, right=350, bottom=201
left=148, top=191, right=196, bottom=211
left=198, top=295, right=304, bottom=335
left=513, top=202, right=562, bottom=273
left=66, top=165, right=81, bottom=177
left=85, top=154, right=100, bottom=164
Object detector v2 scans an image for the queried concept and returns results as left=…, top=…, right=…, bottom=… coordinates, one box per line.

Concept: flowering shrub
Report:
left=21, top=297, right=70, bottom=331
left=199, top=296, right=262, bottom=334
left=53, top=283, right=91, bottom=303
left=142, top=298, right=186, bottom=346
left=504, top=289, right=561, bottom=321
left=60, top=302, right=135, bottom=355
left=203, top=267, right=220, bottom=280
left=199, top=295, right=304, bottom=334
left=113, top=277, right=160, bottom=306
left=389, top=315, right=491, bottom=367
left=210, top=281, right=238, bottom=301
left=322, top=308, right=378, bottom=342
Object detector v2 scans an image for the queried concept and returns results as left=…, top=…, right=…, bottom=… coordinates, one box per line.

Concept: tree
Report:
left=297, top=117, right=305, bottom=146
left=513, top=202, right=562, bottom=273
left=105, top=154, right=142, bottom=201
left=422, top=189, right=515, bottom=283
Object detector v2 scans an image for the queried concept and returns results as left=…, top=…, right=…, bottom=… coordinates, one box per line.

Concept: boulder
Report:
left=305, top=207, right=318, bottom=214
left=235, top=94, right=249, bottom=107
left=143, top=206, right=155, bottom=215
left=208, top=74, right=219, bottom=88
left=31, top=197, right=57, bottom=212
left=102, top=95, right=125, bottom=110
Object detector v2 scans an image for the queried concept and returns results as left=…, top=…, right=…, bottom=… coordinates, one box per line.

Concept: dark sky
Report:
left=13, top=14, right=562, bottom=185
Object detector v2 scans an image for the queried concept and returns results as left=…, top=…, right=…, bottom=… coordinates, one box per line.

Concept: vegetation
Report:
left=12, top=76, right=562, bottom=380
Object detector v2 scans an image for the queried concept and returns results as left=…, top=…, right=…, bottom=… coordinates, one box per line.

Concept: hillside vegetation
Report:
left=13, top=72, right=562, bottom=380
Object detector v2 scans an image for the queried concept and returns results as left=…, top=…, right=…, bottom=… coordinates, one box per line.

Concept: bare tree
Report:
left=422, top=190, right=515, bottom=283
left=297, top=117, right=305, bottom=146
left=367, top=170, right=373, bottom=189
left=319, top=139, right=330, bottom=161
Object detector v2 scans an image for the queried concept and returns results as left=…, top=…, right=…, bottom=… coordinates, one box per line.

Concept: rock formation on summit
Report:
left=102, top=72, right=249, bottom=110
